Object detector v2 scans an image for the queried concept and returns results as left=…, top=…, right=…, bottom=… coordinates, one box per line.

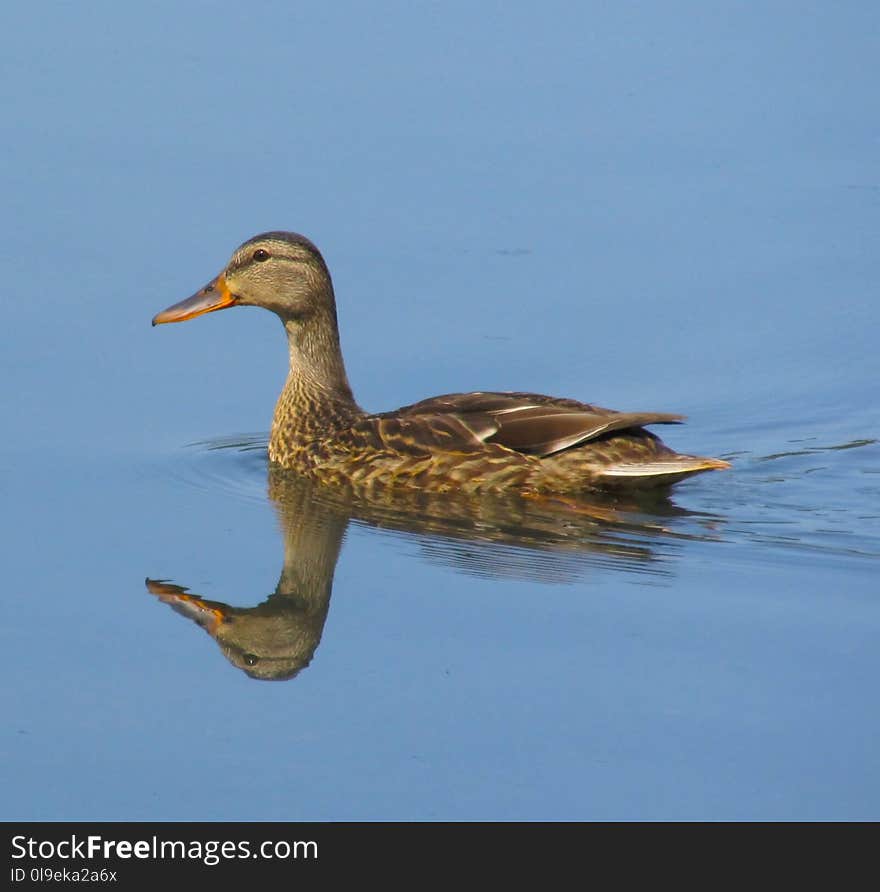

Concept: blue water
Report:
left=2, top=2, right=878, bottom=820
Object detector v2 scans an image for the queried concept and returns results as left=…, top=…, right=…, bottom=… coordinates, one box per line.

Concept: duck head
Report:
left=152, top=231, right=335, bottom=326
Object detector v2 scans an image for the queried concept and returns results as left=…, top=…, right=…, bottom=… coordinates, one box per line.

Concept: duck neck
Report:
left=270, top=306, right=363, bottom=450
left=270, top=469, right=349, bottom=606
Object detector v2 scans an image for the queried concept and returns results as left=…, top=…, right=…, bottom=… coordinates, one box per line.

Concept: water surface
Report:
left=2, top=2, right=878, bottom=821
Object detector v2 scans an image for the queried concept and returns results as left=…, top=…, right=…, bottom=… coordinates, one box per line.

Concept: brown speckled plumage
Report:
left=153, top=231, right=729, bottom=493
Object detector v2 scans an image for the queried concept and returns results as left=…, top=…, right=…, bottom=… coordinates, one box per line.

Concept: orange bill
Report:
left=145, top=579, right=226, bottom=632
left=152, top=274, right=236, bottom=326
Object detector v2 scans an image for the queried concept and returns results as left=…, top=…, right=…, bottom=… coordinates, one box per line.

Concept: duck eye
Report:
left=252, top=249, right=270, bottom=262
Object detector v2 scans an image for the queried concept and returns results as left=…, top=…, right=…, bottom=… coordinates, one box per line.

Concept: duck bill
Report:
left=152, top=274, right=236, bottom=326
left=145, top=579, right=227, bottom=633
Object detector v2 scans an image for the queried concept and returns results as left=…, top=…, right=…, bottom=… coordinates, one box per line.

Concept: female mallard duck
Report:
left=153, top=232, right=729, bottom=492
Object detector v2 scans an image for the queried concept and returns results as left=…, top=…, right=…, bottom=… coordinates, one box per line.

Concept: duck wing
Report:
left=393, top=391, right=683, bottom=458
left=342, top=412, right=497, bottom=456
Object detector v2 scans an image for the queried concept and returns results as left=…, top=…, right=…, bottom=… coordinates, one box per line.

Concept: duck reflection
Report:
left=147, top=466, right=714, bottom=681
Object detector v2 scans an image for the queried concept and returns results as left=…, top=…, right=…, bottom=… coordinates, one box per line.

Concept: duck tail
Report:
left=597, top=455, right=731, bottom=488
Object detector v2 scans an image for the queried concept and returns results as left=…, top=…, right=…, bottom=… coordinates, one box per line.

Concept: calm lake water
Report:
left=3, top=3, right=878, bottom=821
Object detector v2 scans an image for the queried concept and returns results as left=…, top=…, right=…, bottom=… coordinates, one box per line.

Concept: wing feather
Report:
left=372, top=392, right=685, bottom=459
left=486, top=408, right=683, bottom=456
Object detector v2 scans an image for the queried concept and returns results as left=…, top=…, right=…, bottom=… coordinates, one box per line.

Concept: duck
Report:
left=152, top=231, right=729, bottom=493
